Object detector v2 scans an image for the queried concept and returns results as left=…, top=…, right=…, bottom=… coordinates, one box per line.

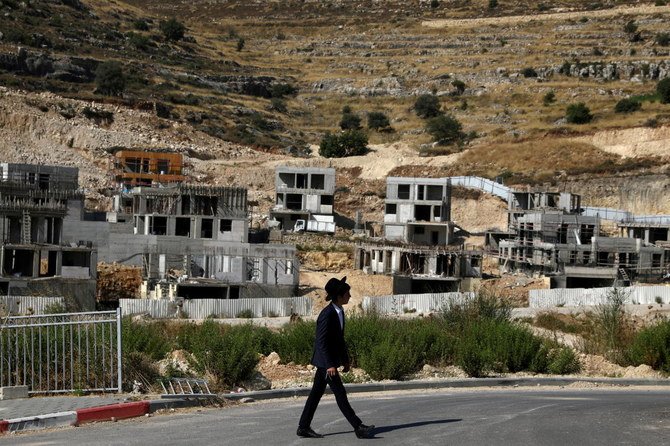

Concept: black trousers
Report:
left=298, top=367, right=362, bottom=429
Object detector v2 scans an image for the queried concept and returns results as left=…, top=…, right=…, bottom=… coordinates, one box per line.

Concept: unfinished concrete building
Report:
left=356, top=176, right=481, bottom=293
left=355, top=243, right=481, bottom=293
left=68, top=183, right=300, bottom=300
left=496, top=192, right=670, bottom=288
left=112, top=149, right=187, bottom=189
left=384, top=177, right=454, bottom=245
left=271, top=166, right=335, bottom=232
left=618, top=220, right=670, bottom=246
left=0, top=163, right=96, bottom=310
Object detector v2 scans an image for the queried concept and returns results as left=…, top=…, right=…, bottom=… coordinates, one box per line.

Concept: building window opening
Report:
left=286, top=194, right=302, bottom=210
left=296, top=174, right=307, bottom=189
left=176, top=217, right=190, bottom=237
left=220, top=219, right=232, bottom=232
left=398, top=184, right=410, bottom=200
left=150, top=216, right=168, bottom=235
left=201, top=219, right=213, bottom=239
left=426, top=185, right=443, bottom=201
left=157, top=159, right=170, bottom=175
left=415, top=205, right=431, bottom=221
left=321, top=195, right=333, bottom=206
left=385, top=203, right=397, bottom=214
left=311, top=174, right=325, bottom=190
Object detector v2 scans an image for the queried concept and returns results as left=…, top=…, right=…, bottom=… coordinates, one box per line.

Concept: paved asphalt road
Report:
left=9, top=388, right=670, bottom=445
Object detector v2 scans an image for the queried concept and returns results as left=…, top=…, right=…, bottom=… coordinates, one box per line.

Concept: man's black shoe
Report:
left=297, top=427, right=324, bottom=438
left=354, top=424, right=375, bottom=439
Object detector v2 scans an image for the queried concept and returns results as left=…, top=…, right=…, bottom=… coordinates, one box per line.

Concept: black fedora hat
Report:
left=324, top=276, right=350, bottom=301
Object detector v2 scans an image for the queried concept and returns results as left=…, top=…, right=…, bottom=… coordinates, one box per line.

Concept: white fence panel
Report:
left=363, top=292, right=475, bottom=314
left=0, top=296, right=65, bottom=315
left=120, top=297, right=312, bottom=319
left=529, top=286, right=670, bottom=308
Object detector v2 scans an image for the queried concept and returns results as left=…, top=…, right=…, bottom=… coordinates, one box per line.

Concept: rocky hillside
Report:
left=0, top=0, right=668, bottom=221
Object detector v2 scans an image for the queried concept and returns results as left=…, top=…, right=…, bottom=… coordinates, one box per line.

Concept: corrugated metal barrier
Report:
left=529, top=286, right=670, bottom=308
left=0, top=296, right=65, bottom=316
left=119, top=297, right=312, bottom=319
left=362, top=292, right=475, bottom=314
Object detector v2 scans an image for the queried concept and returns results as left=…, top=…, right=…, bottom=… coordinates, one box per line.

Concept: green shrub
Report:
left=565, top=102, right=593, bottom=124
left=543, top=91, right=556, bottom=106
left=455, top=319, right=549, bottom=376
left=123, top=351, right=160, bottom=391
left=236, top=309, right=255, bottom=319
left=441, top=288, right=512, bottom=328
left=318, top=130, right=368, bottom=158
left=488, top=0, right=498, bottom=8
left=623, top=20, right=638, bottom=35
left=274, top=320, right=316, bottom=365
left=547, top=347, right=581, bottom=375
left=627, top=321, right=670, bottom=372
left=271, top=98, right=287, bottom=113
left=657, top=78, right=670, bottom=104
left=615, top=98, right=641, bottom=113
left=430, top=0, right=440, bottom=8
left=95, top=61, right=125, bottom=96
left=451, top=79, right=466, bottom=95
left=271, top=83, right=298, bottom=98
left=414, top=94, right=442, bottom=118
left=127, top=32, right=154, bottom=51
left=360, top=336, right=420, bottom=380
left=340, top=113, right=362, bottom=130
left=237, top=37, right=245, bottom=52
left=160, top=18, right=185, bottom=42
left=521, top=67, right=538, bottom=78
left=426, top=114, right=465, bottom=145
left=367, top=111, right=391, bottom=130
left=133, top=19, right=150, bottom=31
left=187, top=321, right=259, bottom=387
left=656, top=33, right=670, bottom=46
left=122, top=318, right=170, bottom=361
left=456, top=326, right=491, bottom=377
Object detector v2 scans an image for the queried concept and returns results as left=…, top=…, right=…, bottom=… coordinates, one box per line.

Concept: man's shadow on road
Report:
left=324, top=419, right=462, bottom=439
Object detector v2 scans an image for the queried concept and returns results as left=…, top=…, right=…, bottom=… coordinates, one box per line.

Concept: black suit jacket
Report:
left=311, top=303, right=349, bottom=369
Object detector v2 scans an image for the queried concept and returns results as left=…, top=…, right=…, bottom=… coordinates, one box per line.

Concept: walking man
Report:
left=297, top=276, right=375, bottom=439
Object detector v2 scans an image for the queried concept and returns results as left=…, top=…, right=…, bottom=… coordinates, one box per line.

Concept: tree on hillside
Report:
left=319, top=130, right=368, bottom=158
left=95, top=61, right=125, bottom=96
left=657, top=78, right=670, bottom=103
left=160, top=18, right=185, bottom=42
left=565, top=102, right=593, bottom=124
left=614, top=98, right=641, bottom=113
left=426, top=114, right=465, bottom=145
left=414, top=94, right=442, bottom=118
left=367, top=111, right=391, bottom=131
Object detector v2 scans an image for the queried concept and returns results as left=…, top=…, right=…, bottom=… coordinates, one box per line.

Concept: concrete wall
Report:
left=5, top=278, right=96, bottom=311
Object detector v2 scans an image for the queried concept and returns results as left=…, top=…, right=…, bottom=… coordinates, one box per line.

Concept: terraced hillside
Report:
left=0, top=0, right=668, bottom=220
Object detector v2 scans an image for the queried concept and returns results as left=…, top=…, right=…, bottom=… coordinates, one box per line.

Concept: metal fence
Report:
left=529, top=286, right=670, bottom=308
left=0, top=309, right=122, bottom=394
left=120, top=297, right=313, bottom=319
left=362, top=292, right=475, bottom=315
left=0, top=296, right=65, bottom=316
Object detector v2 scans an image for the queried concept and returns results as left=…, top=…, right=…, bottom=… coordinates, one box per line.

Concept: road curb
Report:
left=3, top=411, right=77, bottom=433
left=2, top=377, right=668, bottom=435
left=76, top=401, right=151, bottom=425
left=222, top=377, right=670, bottom=401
